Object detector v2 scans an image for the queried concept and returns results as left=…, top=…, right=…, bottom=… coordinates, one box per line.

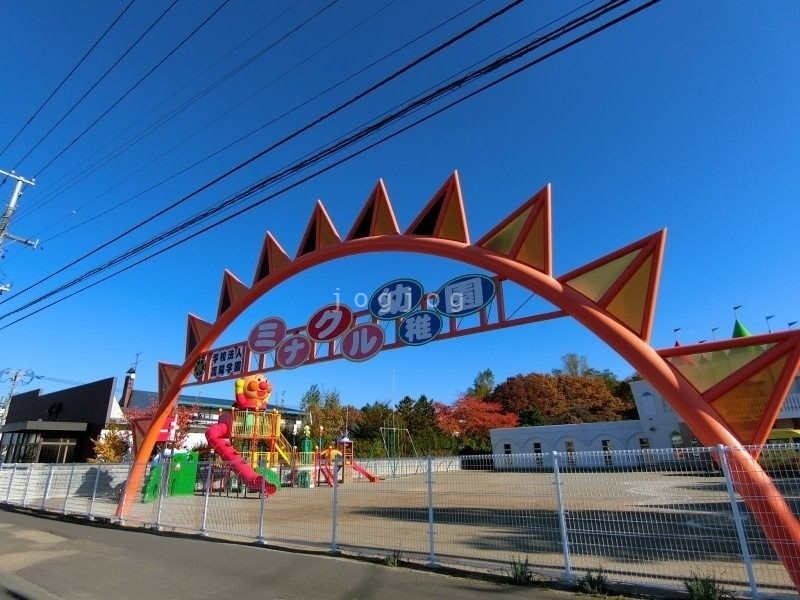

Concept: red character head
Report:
left=234, top=374, right=272, bottom=410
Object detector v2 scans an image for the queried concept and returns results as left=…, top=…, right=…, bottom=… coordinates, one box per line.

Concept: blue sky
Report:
left=0, top=0, right=797, bottom=411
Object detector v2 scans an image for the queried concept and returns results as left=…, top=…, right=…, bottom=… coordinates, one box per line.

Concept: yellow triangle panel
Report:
left=297, top=200, right=341, bottom=257
left=560, top=230, right=664, bottom=338
left=218, top=270, right=250, bottom=317
left=346, top=179, right=400, bottom=240
left=666, top=344, right=776, bottom=394
left=477, top=185, right=552, bottom=274
left=604, top=255, right=652, bottom=340
left=406, top=171, right=469, bottom=243
left=254, top=232, right=291, bottom=284
left=561, top=252, right=636, bottom=302
left=158, top=362, right=181, bottom=396
left=599, top=232, right=664, bottom=342
left=186, top=313, right=213, bottom=358
left=710, top=356, right=787, bottom=444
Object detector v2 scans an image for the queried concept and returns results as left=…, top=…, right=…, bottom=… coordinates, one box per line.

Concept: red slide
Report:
left=352, top=461, right=378, bottom=482
left=205, top=417, right=277, bottom=495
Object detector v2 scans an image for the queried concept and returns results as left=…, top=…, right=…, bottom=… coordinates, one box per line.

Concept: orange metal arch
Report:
left=120, top=234, right=800, bottom=589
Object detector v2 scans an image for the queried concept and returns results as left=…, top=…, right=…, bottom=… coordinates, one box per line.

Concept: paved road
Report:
left=0, top=508, right=625, bottom=600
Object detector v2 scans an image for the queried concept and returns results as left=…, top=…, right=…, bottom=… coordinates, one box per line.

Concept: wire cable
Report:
left=21, top=0, right=337, bottom=217
left=0, top=0, right=137, bottom=162
left=1, top=0, right=524, bottom=304
left=0, top=0, right=655, bottom=331
left=31, top=0, right=233, bottom=179
left=25, top=0, right=486, bottom=246
left=0, top=0, right=659, bottom=328
left=11, top=1, right=181, bottom=172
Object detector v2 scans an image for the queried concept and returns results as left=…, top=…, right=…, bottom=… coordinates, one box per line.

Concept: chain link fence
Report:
left=1, top=445, right=798, bottom=598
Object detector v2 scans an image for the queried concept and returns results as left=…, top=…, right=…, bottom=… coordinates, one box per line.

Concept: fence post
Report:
left=256, top=487, right=267, bottom=544
left=62, top=464, right=76, bottom=514
left=4, top=465, right=16, bottom=503
left=21, top=465, right=33, bottom=507
left=330, top=459, right=339, bottom=553
left=87, top=466, right=101, bottom=520
left=552, top=451, right=573, bottom=578
left=154, top=458, right=169, bottom=530
left=718, top=444, right=759, bottom=598
left=113, top=464, right=131, bottom=526
left=200, top=461, right=213, bottom=536
left=41, top=464, right=55, bottom=511
left=427, top=455, right=437, bottom=567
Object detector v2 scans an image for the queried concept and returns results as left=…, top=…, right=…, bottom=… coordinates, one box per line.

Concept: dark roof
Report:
left=127, top=390, right=303, bottom=416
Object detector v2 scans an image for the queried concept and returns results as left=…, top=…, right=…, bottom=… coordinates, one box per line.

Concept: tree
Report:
left=123, top=400, right=197, bottom=450
left=435, top=395, right=518, bottom=451
left=90, top=424, right=130, bottom=463
left=300, top=384, right=348, bottom=446
left=490, top=370, right=636, bottom=426
left=356, top=402, right=392, bottom=440
left=490, top=373, right=565, bottom=419
left=552, top=353, right=590, bottom=376
left=467, top=369, right=495, bottom=399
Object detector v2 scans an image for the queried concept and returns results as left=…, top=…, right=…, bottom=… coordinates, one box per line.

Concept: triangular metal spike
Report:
left=218, top=270, right=250, bottom=317
left=297, top=200, right=342, bottom=257
left=476, top=184, right=552, bottom=274
left=601, top=230, right=665, bottom=343
left=254, top=232, right=291, bottom=284
left=186, top=313, right=213, bottom=358
left=346, top=179, right=400, bottom=240
left=405, top=171, right=469, bottom=243
left=157, top=362, right=181, bottom=397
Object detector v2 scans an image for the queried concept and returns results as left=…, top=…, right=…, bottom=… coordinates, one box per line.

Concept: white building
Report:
left=489, top=375, right=800, bottom=468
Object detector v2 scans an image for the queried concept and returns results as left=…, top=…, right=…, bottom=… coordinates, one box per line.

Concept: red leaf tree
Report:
left=435, top=395, right=518, bottom=451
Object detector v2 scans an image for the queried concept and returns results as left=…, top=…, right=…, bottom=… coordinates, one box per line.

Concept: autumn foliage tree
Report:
left=490, top=371, right=637, bottom=426
left=90, top=424, right=130, bottom=463
left=123, top=399, right=197, bottom=450
left=435, top=395, right=518, bottom=451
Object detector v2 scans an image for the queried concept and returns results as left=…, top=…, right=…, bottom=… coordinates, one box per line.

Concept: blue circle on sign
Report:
left=368, top=278, right=424, bottom=320
left=398, top=310, right=443, bottom=346
left=432, top=274, right=496, bottom=318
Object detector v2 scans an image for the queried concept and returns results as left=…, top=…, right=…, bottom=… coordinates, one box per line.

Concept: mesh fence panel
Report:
left=1, top=446, right=799, bottom=598
left=335, top=458, right=429, bottom=563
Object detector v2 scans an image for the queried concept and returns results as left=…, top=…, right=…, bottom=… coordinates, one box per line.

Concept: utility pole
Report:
left=0, top=168, right=38, bottom=294
left=0, top=368, right=37, bottom=425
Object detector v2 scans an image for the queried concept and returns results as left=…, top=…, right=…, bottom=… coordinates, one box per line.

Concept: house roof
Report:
left=127, top=389, right=303, bottom=416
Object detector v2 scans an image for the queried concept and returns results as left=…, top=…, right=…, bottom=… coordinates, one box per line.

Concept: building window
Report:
left=639, top=437, right=650, bottom=449
left=565, top=440, right=576, bottom=467
left=602, top=439, right=613, bottom=466
left=533, top=442, right=543, bottom=467
left=503, top=443, right=512, bottom=455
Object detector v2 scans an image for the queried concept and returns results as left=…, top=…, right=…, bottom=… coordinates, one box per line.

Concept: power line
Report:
left=21, top=0, right=487, bottom=247
left=16, top=0, right=308, bottom=222
left=20, top=0, right=338, bottom=218
left=31, top=0, right=233, bottom=178
left=0, top=0, right=137, bottom=162
left=11, top=0, right=181, bottom=172
left=0, top=0, right=659, bottom=329
left=0, top=0, right=524, bottom=306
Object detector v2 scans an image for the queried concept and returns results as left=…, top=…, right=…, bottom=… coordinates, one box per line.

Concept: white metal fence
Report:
left=1, top=446, right=799, bottom=599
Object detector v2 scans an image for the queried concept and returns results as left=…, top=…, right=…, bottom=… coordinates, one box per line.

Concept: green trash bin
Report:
left=296, top=470, right=310, bottom=488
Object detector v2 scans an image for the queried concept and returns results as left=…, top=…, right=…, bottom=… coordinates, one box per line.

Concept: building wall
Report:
left=1, top=378, right=117, bottom=463
left=489, top=374, right=800, bottom=461
left=489, top=377, right=683, bottom=463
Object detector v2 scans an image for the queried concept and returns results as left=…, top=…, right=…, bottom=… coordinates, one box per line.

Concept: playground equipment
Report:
left=204, top=374, right=284, bottom=495
left=315, top=436, right=378, bottom=487
left=142, top=451, right=199, bottom=502
left=203, top=375, right=376, bottom=492
left=381, top=426, right=418, bottom=478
